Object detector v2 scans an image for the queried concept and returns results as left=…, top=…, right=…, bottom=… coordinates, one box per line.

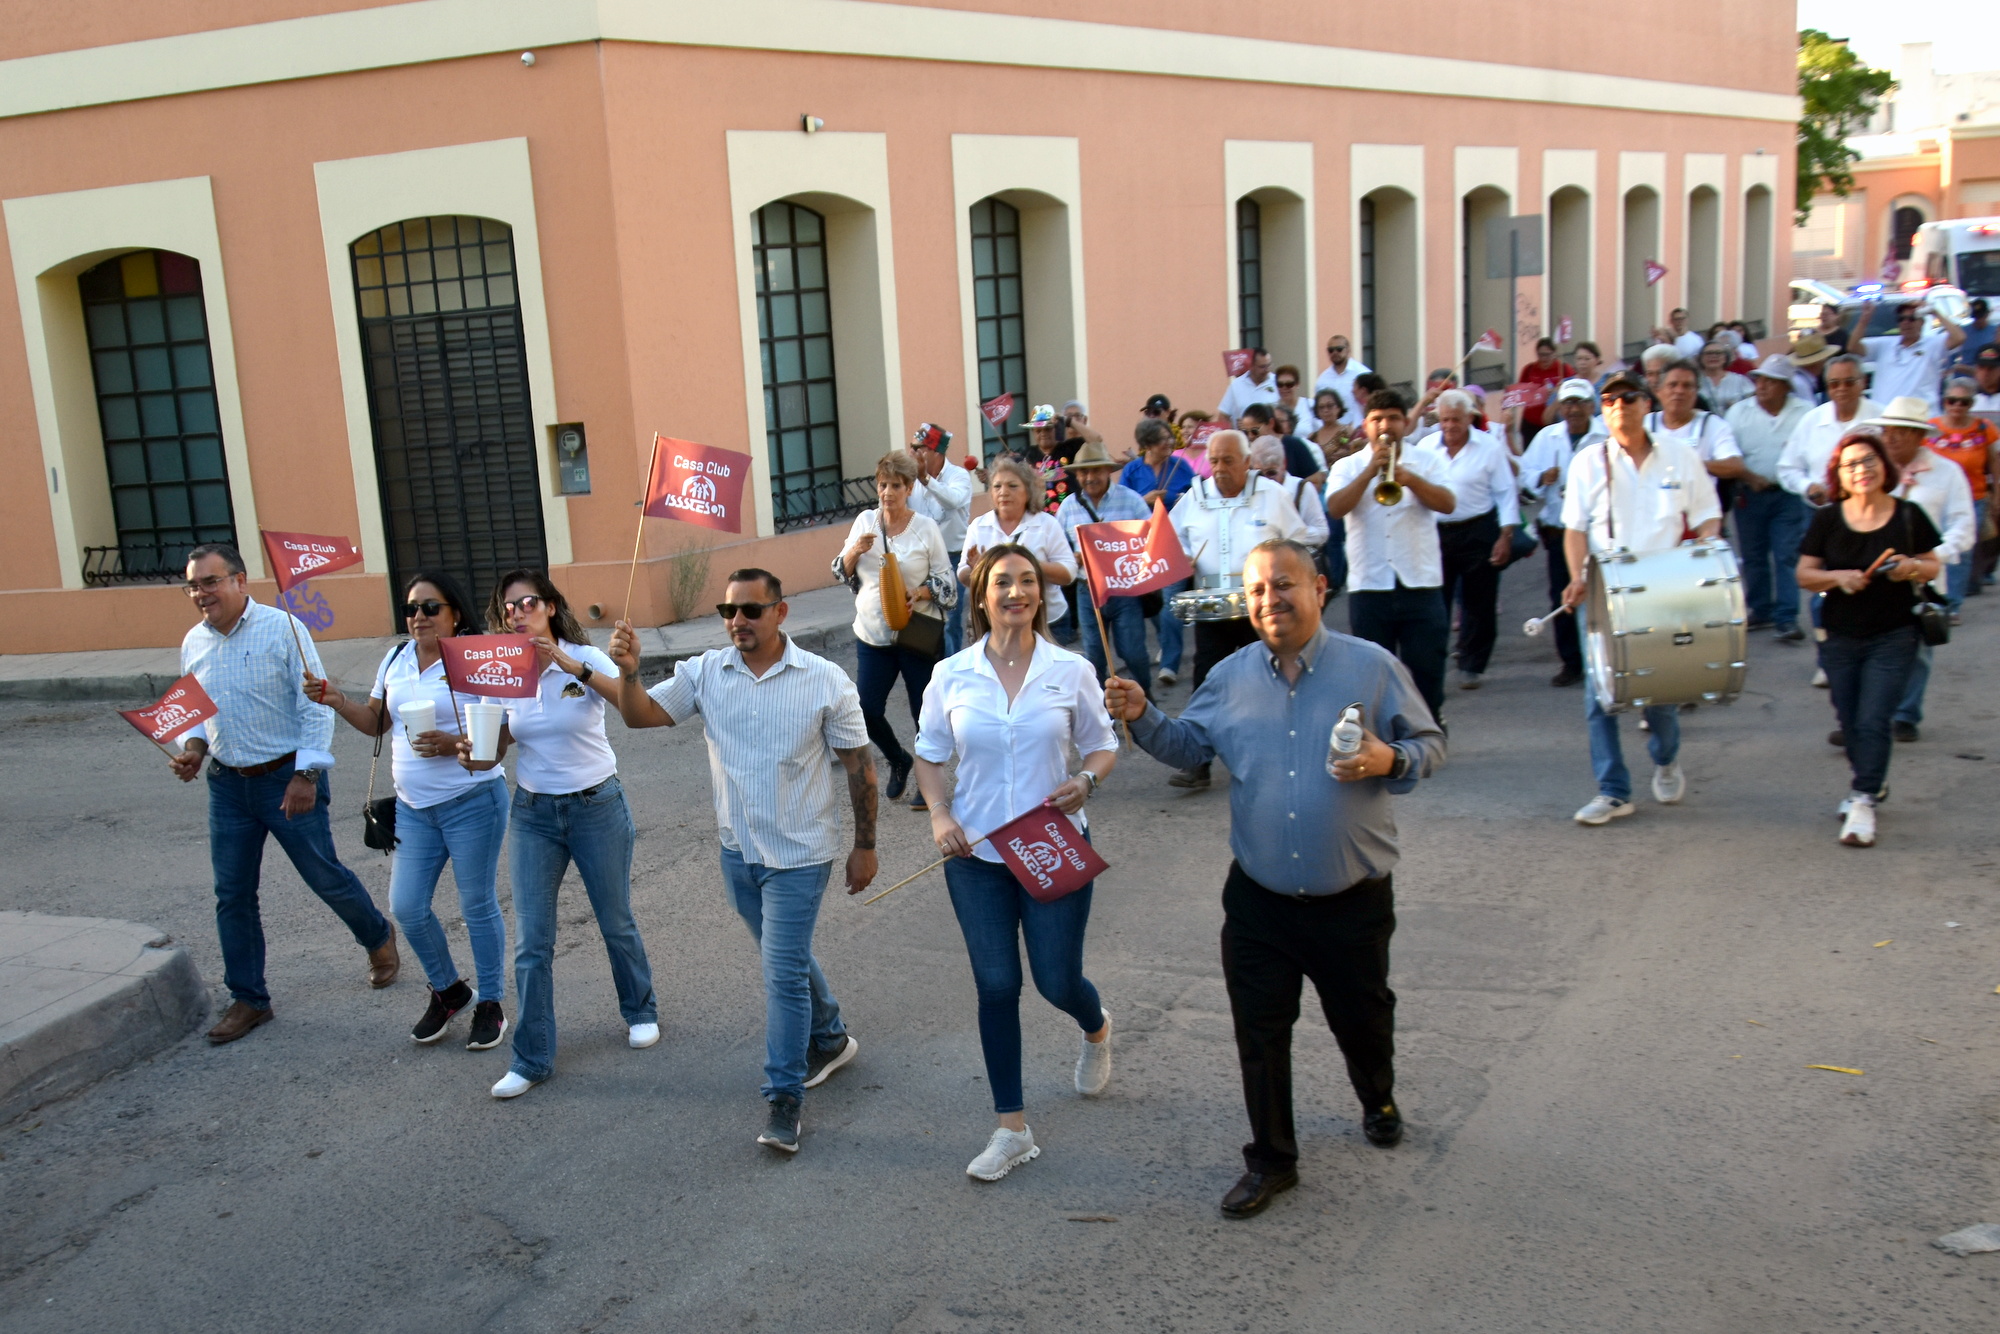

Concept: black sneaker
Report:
left=803, top=1034, right=859, bottom=1089
left=412, top=979, right=472, bottom=1044
left=1892, top=721, right=1920, bottom=743
left=1363, top=1099, right=1404, bottom=1147
left=884, top=756, right=912, bottom=801
left=1550, top=667, right=1583, bottom=687
left=467, top=1000, right=507, bottom=1051
left=758, top=1095, right=801, bottom=1153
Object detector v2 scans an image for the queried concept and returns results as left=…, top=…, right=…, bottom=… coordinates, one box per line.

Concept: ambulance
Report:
left=1914, top=217, right=2000, bottom=298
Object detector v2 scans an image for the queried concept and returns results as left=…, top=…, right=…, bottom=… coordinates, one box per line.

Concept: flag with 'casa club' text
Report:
left=1075, top=500, right=1193, bottom=603
left=438, top=635, right=539, bottom=699
left=988, top=801, right=1109, bottom=904
left=642, top=434, right=749, bottom=533
left=260, top=531, right=363, bottom=594
left=118, top=674, right=218, bottom=746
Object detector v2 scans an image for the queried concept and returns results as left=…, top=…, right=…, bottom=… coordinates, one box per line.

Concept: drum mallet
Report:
left=1523, top=604, right=1575, bottom=637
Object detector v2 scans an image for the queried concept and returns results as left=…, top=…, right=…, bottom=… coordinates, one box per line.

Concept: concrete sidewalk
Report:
left=0, top=583, right=861, bottom=702
left=0, top=912, right=205, bottom=1123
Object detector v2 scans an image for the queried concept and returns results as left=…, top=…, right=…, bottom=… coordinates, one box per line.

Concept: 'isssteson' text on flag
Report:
left=643, top=435, right=749, bottom=534
left=118, top=674, right=218, bottom=747
left=1075, top=500, right=1194, bottom=601
left=260, top=530, right=363, bottom=594
left=438, top=635, right=539, bottom=699
left=987, top=802, right=1110, bottom=904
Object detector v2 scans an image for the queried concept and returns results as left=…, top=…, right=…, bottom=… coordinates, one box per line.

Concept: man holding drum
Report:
left=1560, top=370, right=1723, bottom=826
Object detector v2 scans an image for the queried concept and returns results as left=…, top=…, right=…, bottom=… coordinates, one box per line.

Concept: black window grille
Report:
left=971, top=197, right=1028, bottom=459
left=351, top=216, right=547, bottom=613
left=1891, top=206, right=1925, bottom=261
left=1358, top=196, right=1377, bottom=369
left=755, top=201, right=844, bottom=529
left=1237, top=197, right=1264, bottom=352
left=78, top=249, right=235, bottom=583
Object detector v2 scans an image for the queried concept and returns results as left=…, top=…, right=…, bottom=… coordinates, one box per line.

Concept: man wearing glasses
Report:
left=168, top=544, right=398, bottom=1045
left=1856, top=297, right=1966, bottom=412
left=1779, top=354, right=1881, bottom=506
left=1313, top=336, right=1371, bottom=428
left=606, top=570, right=877, bottom=1155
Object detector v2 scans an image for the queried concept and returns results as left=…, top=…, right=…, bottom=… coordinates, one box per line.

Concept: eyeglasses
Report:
left=181, top=574, right=234, bottom=596
left=1838, top=457, right=1882, bottom=472
left=1825, top=377, right=1862, bottom=387
left=502, top=595, right=547, bottom=615
left=402, top=600, right=446, bottom=618
left=1604, top=390, right=1649, bottom=405
left=1944, top=397, right=1974, bottom=406
left=716, top=600, right=780, bottom=621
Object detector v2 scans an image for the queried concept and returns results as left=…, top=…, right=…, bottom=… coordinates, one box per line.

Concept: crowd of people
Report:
left=155, top=291, right=1994, bottom=1219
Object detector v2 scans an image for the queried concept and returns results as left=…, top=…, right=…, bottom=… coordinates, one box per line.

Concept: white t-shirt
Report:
left=369, top=641, right=506, bottom=809
left=1217, top=372, right=1280, bottom=422
left=502, top=643, right=621, bottom=795
left=1861, top=330, right=1955, bottom=411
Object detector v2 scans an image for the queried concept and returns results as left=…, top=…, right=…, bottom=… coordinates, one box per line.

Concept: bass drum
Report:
left=1583, top=539, right=1748, bottom=712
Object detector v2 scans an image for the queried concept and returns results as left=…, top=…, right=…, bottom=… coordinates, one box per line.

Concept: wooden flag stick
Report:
left=864, top=833, right=987, bottom=906
left=1084, top=587, right=1130, bottom=742
left=623, top=502, right=648, bottom=620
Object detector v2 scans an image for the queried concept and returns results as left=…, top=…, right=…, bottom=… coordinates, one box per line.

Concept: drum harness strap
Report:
left=1196, top=475, right=1254, bottom=585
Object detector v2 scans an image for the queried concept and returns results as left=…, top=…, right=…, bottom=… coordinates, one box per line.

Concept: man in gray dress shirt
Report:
left=1105, top=538, right=1445, bottom=1219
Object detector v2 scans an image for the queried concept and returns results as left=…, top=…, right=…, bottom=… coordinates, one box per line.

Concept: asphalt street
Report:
left=3, top=565, right=1997, bottom=1333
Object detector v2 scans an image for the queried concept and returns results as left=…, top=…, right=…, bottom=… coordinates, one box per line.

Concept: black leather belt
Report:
left=211, top=752, right=296, bottom=777
left=1438, top=507, right=1498, bottom=528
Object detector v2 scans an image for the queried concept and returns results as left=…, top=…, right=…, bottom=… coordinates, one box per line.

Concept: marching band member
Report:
left=1164, top=429, right=1305, bottom=789
left=915, top=546, right=1118, bottom=1182
left=1560, top=372, right=1722, bottom=826
left=1325, top=391, right=1457, bottom=720
left=1413, top=390, right=1521, bottom=691
left=1104, top=538, right=1445, bottom=1218
left=1520, top=379, right=1609, bottom=686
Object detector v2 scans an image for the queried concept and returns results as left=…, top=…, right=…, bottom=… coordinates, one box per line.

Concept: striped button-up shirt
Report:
left=180, top=599, right=337, bottom=770
left=649, top=636, right=870, bottom=869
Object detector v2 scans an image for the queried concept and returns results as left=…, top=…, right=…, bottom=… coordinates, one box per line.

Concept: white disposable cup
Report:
left=398, top=699, right=437, bottom=742
left=465, top=702, right=505, bottom=762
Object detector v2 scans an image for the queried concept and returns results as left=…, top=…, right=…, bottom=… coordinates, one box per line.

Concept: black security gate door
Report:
left=351, top=215, right=547, bottom=615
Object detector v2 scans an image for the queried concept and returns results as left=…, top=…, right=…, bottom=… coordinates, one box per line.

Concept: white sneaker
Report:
left=1839, top=795, right=1877, bottom=847
left=966, top=1125, right=1039, bottom=1181
left=1812, top=666, right=1829, bottom=688
left=1076, top=1012, right=1112, bottom=1096
left=1574, top=795, right=1635, bottom=826
left=1651, top=763, right=1685, bottom=805
left=491, top=1071, right=539, bottom=1099
left=1157, top=669, right=1178, bottom=687
left=628, top=1022, right=660, bottom=1049
left=1457, top=671, right=1483, bottom=690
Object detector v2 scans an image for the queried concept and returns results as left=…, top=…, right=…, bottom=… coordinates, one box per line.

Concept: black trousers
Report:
left=1220, top=862, right=1397, bottom=1174
left=1438, top=508, right=1502, bottom=674
left=1347, top=584, right=1448, bottom=719
left=1540, top=524, right=1583, bottom=674
left=1192, top=617, right=1259, bottom=690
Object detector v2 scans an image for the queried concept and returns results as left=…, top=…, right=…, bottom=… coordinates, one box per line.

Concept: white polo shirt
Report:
left=502, top=643, right=621, bottom=794
left=650, top=636, right=869, bottom=868
left=369, top=641, right=506, bottom=808
left=1169, top=474, right=1305, bottom=583
left=1326, top=445, right=1452, bottom=589
left=1411, top=431, right=1521, bottom=527
left=1778, top=398, right=1881, bottom=500
left=1560, top=437, right=1721, bottom=555
left=914, top=636, right=1117, bottom=864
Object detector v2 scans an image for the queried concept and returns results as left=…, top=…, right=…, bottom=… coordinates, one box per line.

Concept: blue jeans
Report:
left=1735, top=487, right=1808, bottom=628
left=507, top=778, right=656, bottom=1081
left=207, top=763, right=391, bottom=1008
left=1076, top=583, right=1152, bottom=696
left=390, top=779, right=509, bottom=1002
left=1150, top=578, right=1187, bottom=675
left=1822, top=626, right=1920, bottom=796
left=855, top=638, right=935, bottom=769
left=1945, top=556, right=1972, bottom=613
left=719, top=848, right=846, bottom=1102
left=944, top=848, right=1104, bottom=1115
left=944, top=550, right=966, bottom=656
left=1587, top=691, right=1679, bottom=802
left=1894, top=641, right=1932, bottom=726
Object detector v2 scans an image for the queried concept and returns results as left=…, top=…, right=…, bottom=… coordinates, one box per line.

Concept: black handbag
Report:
left=361, top=644, right=406, bottom=852
left=895, top=610, right=946, bottom=658
left=1903, top=508, right=1951, bottom=647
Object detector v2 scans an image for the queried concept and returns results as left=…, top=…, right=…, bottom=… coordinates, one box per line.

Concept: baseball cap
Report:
left=1974, top=344, right=1999, bottom=368
left=910, top=422, right=952, bottom=452
left=1555, top=378, right=1596, bottom=402
left=1141, top=393, right=1172, bottom=413
left=1750, top=354, right=1796, bottom=382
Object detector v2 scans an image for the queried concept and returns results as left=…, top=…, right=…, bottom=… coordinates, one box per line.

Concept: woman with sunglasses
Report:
left=472, top=570, right=658, bottom=1099
left=306, top=573, right=509, bottom=1050
left=913, top=545, right=1117, bottom=1182
left=1928, top=377, right=1998, bottom=611
left=1796, top=434, right=1942, bottom=848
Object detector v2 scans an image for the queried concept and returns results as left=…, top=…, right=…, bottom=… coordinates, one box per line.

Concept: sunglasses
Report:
left=716, top=599, right=780, bottom=621
left=1604, top=390, right=1649, bottom=404
left=1897, top=314, right=1921, bottom=323
left=402, top=599, right=446, bottom=618
left=1944, top=397, right=1974, bottom=406
left=502, top=595, right=547, bottom=615
left=1277, top=379, right=1297, bottom=388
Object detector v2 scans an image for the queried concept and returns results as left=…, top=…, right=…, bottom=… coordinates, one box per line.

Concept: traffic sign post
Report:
left=1485, top=213, right=1545, bottom=379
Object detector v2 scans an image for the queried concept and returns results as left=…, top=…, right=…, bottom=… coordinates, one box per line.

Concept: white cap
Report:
left=1555, top=377, right=1596, bottom=402
left=1750, top=354, right=1796, bottom=382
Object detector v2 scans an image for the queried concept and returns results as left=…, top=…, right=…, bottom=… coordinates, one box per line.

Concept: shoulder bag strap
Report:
left=366, top=640, right=411, bottom=806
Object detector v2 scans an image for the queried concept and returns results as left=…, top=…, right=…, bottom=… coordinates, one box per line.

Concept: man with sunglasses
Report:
left=1313, top=335, right=1370, bottom=427
left=1856, top=297, right=1966, bottom=413
left=607, top=570, right=876, bottom=1155
left=168, top=544, right=398, bottom=1045
left=1559, top=373, right=1723, bottom=826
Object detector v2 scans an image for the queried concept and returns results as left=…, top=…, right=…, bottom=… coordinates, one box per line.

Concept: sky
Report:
left=1797, top=0, right=2000, bottom=75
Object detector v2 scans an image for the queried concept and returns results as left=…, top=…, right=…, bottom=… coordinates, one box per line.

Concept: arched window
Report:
left=1686, top=186, right=1721, bottom=328
left=1237, top=197, right=1263, bottom=351
left=351, top=216, right=545, bottom=609
left=1741, top=185, right=1774, bottom=334
left=971, top=197, right=1028, bottom=457
left=1359, top=187, right=1419, bottom=390
left=1891, top=204, right=1926, bottom=261
left=1548, top=186, right=1592, bottom=344
left=78, top=249, right=234, bottom=582
left=1622, top=186, right=1663, bottom=356
left=1462, top=187, right=1511, bottom=387
left=1357, top=195, right=1376, bottom=368
left=755, top=200, right=843, bottom=526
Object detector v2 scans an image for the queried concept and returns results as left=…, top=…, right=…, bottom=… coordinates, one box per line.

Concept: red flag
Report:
left=260, top=530, right=362, bottom=594
left=118, top=673, right=218, bottom=747
left=1500, top=382, right=1552, bottom=411
left=980, top=393, right=1016, bottom=428
left=1222, top=348, right=1255, bottom=378
left=438, top=634, right=539, bottom=699
left=1076, top=501, right=1193, bottom=602
left=642, top=434, right=749, bottom=533
left=1643, top=259, right=1668, bottom=287
left=1473, top=328, right=1504, bottom=353
left=1555, top=316, right=1574, bottom=344
left=988, top=802, right=1110, bottom=903
left=1186, top=421, right=1221, bottom=450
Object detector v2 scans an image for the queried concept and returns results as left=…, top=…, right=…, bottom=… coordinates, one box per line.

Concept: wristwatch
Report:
left=1385, top=748, right=1409, bottom=782
left=575, top=663, right=594, bottom=685
left=295, top=768, right=323, bottom=784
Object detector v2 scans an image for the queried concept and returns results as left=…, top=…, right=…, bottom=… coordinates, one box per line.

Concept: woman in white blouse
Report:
left=466, top=569, right=658, bottom=1100
left=1697, top=341, right=1755, bottom=413
left=957, top=456, right=1077, bottom=629
left=914, top=545, right=1118, bottom=1182
left=834, top=451, right=957, bottom=810
left=306, top=571, right=509, bottom=1052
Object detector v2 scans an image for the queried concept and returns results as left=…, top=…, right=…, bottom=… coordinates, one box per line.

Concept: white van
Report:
left=1915, top=217, right=2000, bottom=298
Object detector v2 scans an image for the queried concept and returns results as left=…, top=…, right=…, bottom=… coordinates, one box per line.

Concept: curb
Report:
left=1, top=912, right=208, bottom=1124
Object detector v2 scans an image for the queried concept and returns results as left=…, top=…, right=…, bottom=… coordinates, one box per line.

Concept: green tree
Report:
left=1797, top=29, right=1895, bottom=225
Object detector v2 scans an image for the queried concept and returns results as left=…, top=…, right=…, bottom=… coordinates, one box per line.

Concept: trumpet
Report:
left=1372, top=434, right=1404, bottom=506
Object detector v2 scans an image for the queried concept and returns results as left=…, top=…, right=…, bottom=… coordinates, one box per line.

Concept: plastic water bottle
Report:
left=1325, top=704, right=1364, bottom=776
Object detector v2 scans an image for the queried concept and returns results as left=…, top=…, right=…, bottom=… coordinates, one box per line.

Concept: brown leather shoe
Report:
left=367, top=923, right=400, bottom=988
left=206, top=1000, right=273, bottom=1045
